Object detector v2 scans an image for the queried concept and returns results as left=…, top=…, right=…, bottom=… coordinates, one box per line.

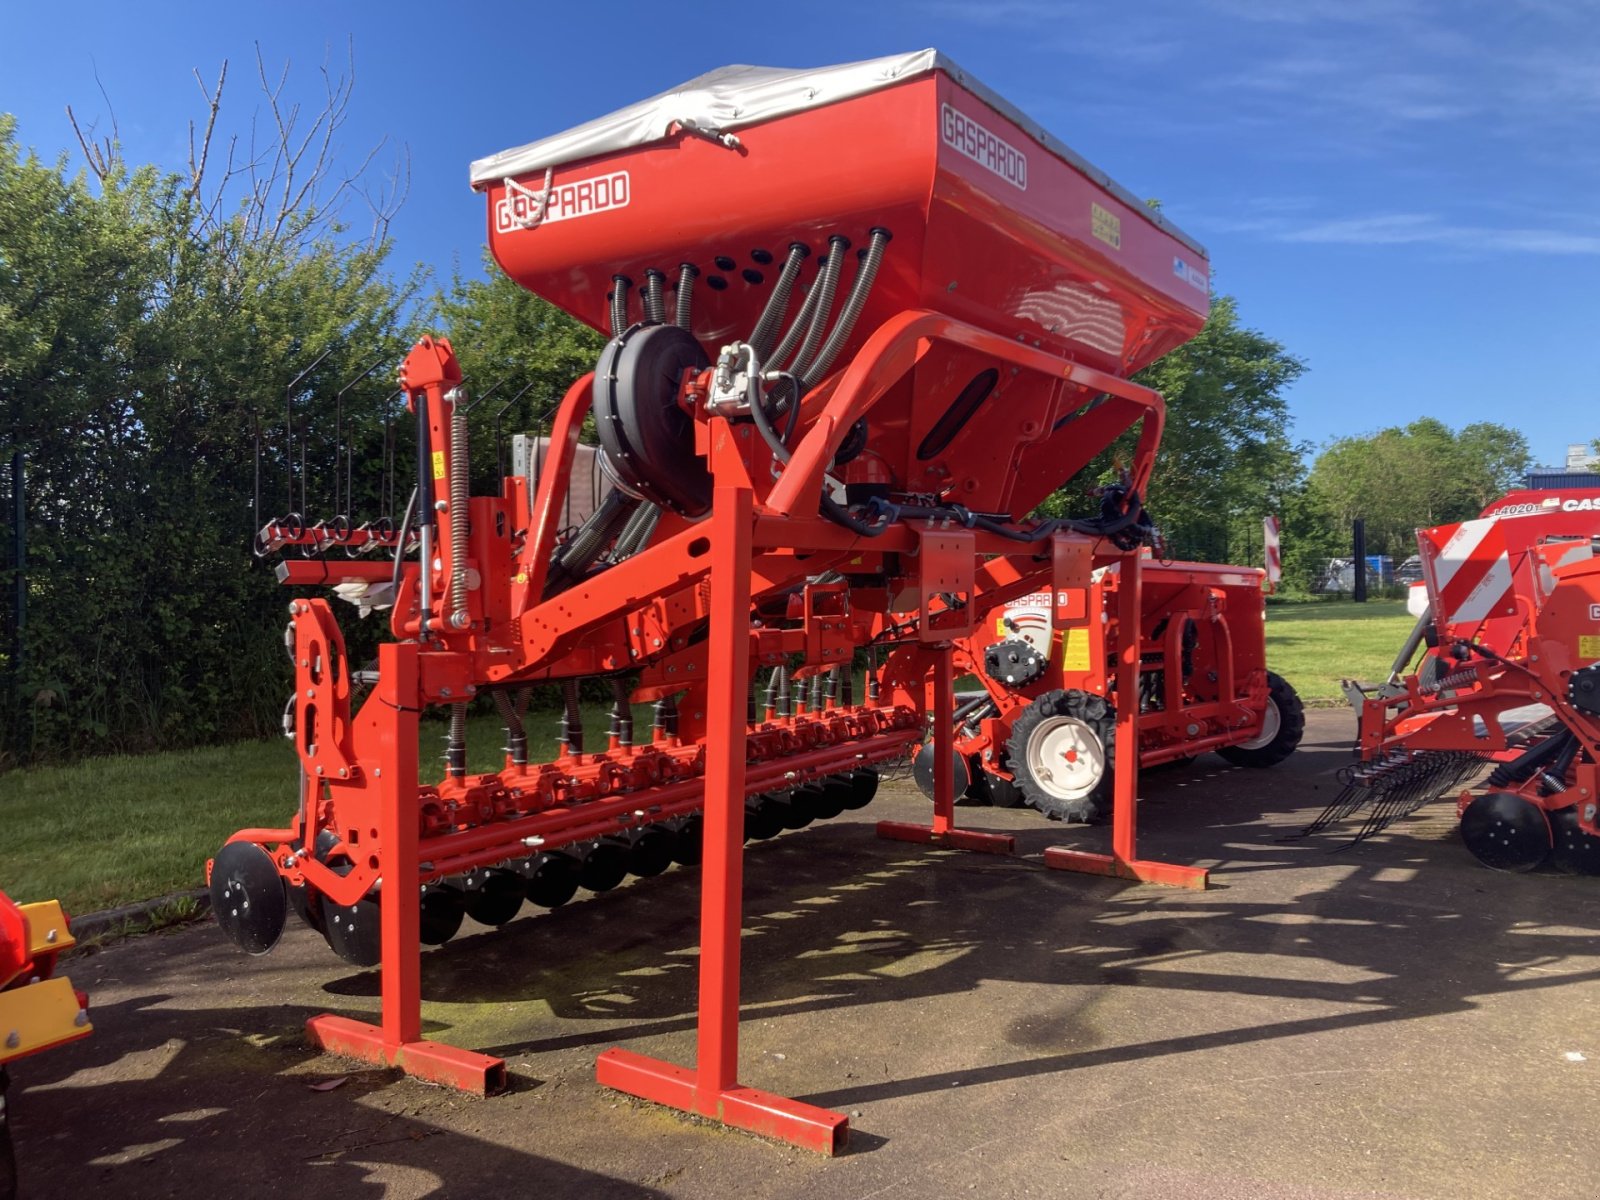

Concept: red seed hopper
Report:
left=472, top=49, right=1210, bottom=520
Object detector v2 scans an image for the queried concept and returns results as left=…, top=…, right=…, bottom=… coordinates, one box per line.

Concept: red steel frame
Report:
left=596, top=472, right=850, bottom=1151
left=222, top=44, right=1242, bottom=1141
left=222, top=310, right=1211, bottom=1152
left=304, top=641, right=508, bottom=1094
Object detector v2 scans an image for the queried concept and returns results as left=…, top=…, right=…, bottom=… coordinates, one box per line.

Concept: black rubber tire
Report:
left=1007, top=689, right=1115, bottom=823
left=1218, top=672, right=1305, bottom=768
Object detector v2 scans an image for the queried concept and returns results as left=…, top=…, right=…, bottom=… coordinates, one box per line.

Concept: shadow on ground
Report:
left=11, top=711, right=1599, bottom=1198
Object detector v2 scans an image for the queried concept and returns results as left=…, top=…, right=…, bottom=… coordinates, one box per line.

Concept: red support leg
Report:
left=1044, top=550, right=1208, bottom=891
left=877, top=642, right=1014, bottom=854
left=306, top=641, right=509, bottom=1093
left=597, top=478, right=849, bottom=1155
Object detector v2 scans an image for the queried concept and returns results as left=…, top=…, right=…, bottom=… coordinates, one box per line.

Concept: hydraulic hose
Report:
left=748, top=242, right=810, bottom=361
left=613, top=500, right=661, bottom=558
left=1487, top=729, right=1575, bottom=788
left=560, top=680, right=583, bottom=753
left=389, top=485, right=418, bottom=599
left=643, top=269, right=667, bottom=324
left=494, top=688, right=528, bottom=767
left=819, top=494, right=891, bottom=537
left=448, top=390, right=470, bottom=630
left=543, top=489, right=639, bottom=597
left=767, top=264, right=826, bottom=370
left=800, top=228, right=890, bottom=388
left=610, top=275, right=632, bottom=337
left=674, top=263, right=698, bottom=328
left=788, top=235, right=848, bottom=380
left=447, top=701, right=467, bottom=780
left=612, top=678, right=633, bottom=747
left=1541, top=734, right=1581, bottom=794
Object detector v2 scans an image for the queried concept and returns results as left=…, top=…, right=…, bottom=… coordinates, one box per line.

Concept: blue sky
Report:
left=7, top=0, right=1596, bottom=467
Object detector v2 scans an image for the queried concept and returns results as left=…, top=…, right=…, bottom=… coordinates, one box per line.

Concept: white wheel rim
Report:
left=1237, top=698, right=1281, bottom=751
left=1025, top=716, right=1106, bottom=800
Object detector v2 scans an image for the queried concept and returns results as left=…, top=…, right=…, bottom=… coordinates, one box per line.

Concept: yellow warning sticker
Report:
left=1063, top=626, right=1091, bottom=672
left=431, top=450, right=447, bottom=480
left=1091, top=203, right=1122, bottom=250
left=1580, top=635, right=1600, bottom=660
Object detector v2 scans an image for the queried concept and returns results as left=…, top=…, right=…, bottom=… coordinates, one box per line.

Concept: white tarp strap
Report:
left=500, top=167, right=556, bottom=231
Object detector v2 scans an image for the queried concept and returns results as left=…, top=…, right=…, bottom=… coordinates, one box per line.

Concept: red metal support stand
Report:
left=878, top=641, right=1015, bottom=854
left=597, top=477, right=850, bottom=1154
left=1044, top=550, right=1209, bottom=890
left=306, top=642, right=509, bottom=1093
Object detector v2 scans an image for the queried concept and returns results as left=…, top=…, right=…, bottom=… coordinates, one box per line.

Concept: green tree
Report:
left=434, top=256, right=605, bottom=488
left=1135, top=295, right=1306, bottom=563
left=1039, top=295, right=1307, bottom=573
left=0, top=50, right=419, bottom=762
left=1307, top=418, right=1531, bottom=560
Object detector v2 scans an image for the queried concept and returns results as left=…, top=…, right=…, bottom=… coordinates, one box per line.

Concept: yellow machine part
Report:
left=0, top=977, right=90, bottom=1063
left=0, top=899, right=90, bottom=1063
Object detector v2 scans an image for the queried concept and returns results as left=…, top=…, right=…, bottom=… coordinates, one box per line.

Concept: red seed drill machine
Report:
left=912, top=563, right=1304, bottom=822
left=211, top=51, right=1225, bottom=1152
left=1306, top=487, right=1600, bottom=872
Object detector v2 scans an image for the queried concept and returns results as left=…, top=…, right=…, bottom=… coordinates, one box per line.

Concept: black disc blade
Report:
left=767, top=790, right=815, bottom=831
left=743, top=799, right=783, bottom=841
left=525, top=853, right=583, bottom=907
left=287, top=883, right=325, bottom=934
left=912, top=745, right=969, bottom=802
left=210, top=842, right=288, bottom=956
left=323, top=891, right=381, bottom=966
left=840, top=767, right=880, bottom=811
left=463, top=869, right=525, bottom=927
left=579, top=842, right=630, bottom=893
left=807, top=781, right=849, bottom=821
left=1460, top=792, right=1552, bottom=872
left=1550, top=808, right=1600, bottom=876
left=627, top=827, right=678, bottom=878
left=419, top=883, right=466, bottom=945
left=672, top=818, right=705, bottom=865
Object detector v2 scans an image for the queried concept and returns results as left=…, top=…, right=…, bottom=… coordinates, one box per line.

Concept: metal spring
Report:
left=448, top=391, right=471, bottom=630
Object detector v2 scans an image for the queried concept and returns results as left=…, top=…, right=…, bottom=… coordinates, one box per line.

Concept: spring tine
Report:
left=1303, top=750, right=1492, bottom=846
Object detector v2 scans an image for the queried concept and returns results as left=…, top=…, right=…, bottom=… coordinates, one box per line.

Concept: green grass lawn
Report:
left=1265, top=599, right=1416, bottom=706
left=0, top=706, right=629, bottom=915
left=1, top=604, right=1408, bottom=917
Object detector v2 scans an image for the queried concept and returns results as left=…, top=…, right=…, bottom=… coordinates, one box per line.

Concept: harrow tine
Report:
left=1291, top=751, right=1490, bottom=845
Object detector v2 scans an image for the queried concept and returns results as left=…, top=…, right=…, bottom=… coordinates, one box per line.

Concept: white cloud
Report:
left=1199, top=210, right=1600, bottom=256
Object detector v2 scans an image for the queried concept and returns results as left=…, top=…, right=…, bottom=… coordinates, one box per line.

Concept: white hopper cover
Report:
left=468, top=49, right=1204, bottom=256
